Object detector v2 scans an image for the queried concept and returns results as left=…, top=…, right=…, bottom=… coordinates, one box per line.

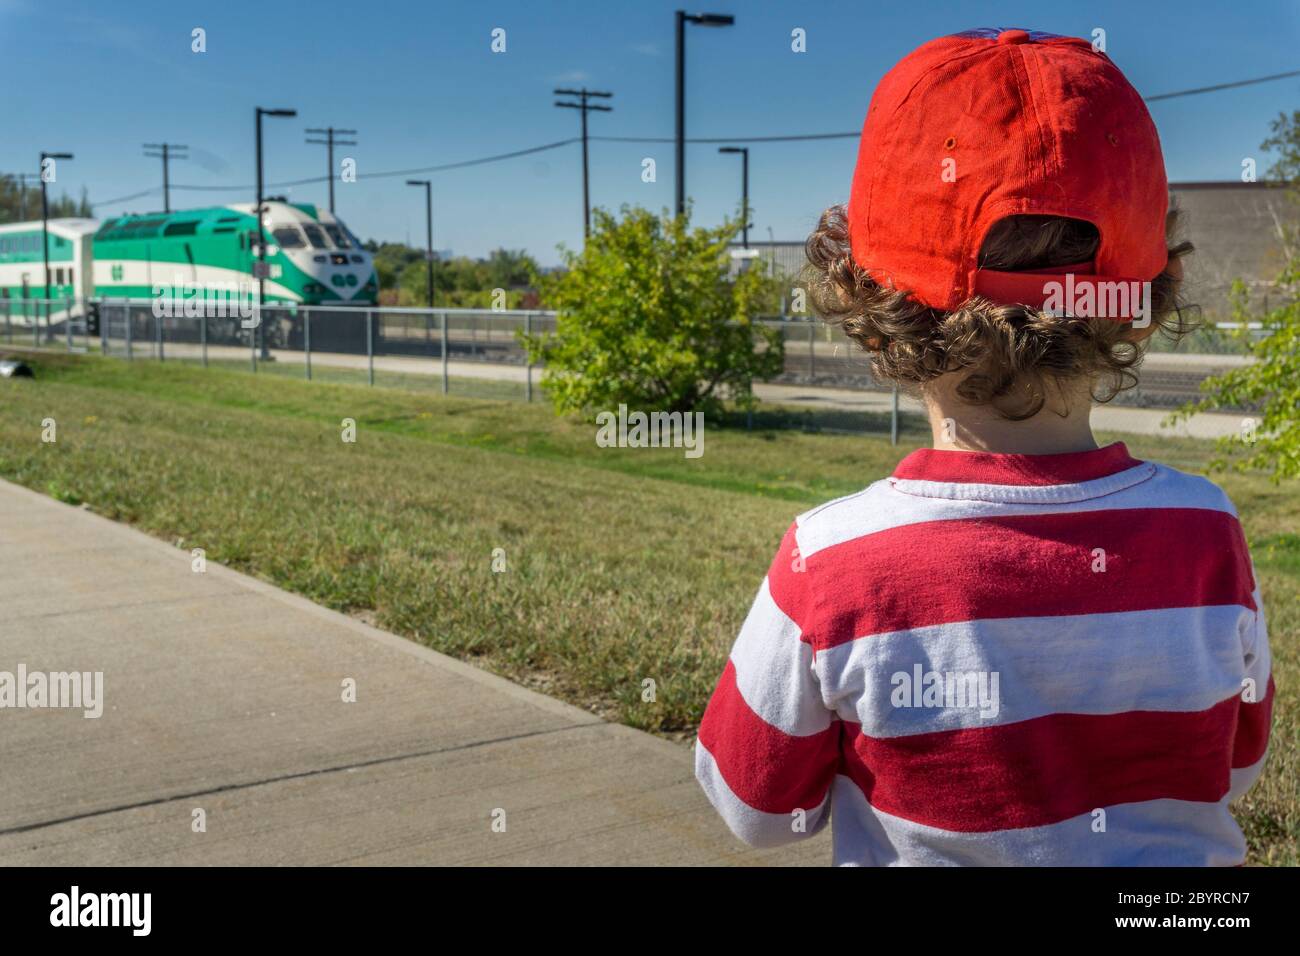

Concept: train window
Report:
left=164, top=221, right=199, bottom=237
left=302, top=224, right=329, bottom=249
left=350, top=254, right=364, bottom=263
left=271, top=226, right=305, bottom=249
left=323, top=224, right=351, bottom=249
left=55, top=268, right=63, bottom=285
left=68, top=268, right=74, bottom=285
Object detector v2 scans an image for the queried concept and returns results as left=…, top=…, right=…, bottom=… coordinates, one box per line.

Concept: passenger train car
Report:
left=0, top=218, right=97, bottom=306
left=0, top=201, right=377, bottom=310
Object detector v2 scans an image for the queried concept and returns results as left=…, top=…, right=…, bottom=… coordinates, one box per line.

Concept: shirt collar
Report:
left=889, top=442, right=1155, bottom=503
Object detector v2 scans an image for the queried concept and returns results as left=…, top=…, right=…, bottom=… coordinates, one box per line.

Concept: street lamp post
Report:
left=718, top=146, right=749, bottom=248
left=406, top=180, right=434, bottom=308
left=554, top=88, right=613, bottom=239
left=255, top=107, right=296, bottom=360
left=675, top=10, right=734, bottom=217
left=39, top=151, right=73, bottom=305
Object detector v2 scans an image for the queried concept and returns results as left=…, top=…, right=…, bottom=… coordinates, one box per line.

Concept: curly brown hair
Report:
left=803, top=207, right=1196, bottom=419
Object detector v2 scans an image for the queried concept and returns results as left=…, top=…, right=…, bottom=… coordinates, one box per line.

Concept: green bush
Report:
left=525, top=205, right=784, bottom=417
left=1173, top=111, right=1300, bottom=481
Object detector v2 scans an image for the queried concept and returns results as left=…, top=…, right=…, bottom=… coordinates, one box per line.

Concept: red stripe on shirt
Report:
left=1233, top=676, right=1275, bottom=768
left=767, top=521, right=812, bottom=627
left=697, top=659, right=840, bottom=814
left=840, top=694, right=1241, bottom=832
left=797, top=508, right=1255, bottom=650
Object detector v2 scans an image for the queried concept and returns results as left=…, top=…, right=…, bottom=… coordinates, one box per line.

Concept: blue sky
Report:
left=2, top=0, right=1298, bottom=264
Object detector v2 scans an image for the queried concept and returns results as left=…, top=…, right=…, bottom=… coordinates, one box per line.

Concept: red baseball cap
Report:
left=847, top=28, right=1169, bottom=322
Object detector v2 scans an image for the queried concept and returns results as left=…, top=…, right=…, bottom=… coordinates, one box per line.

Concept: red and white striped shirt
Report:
left=695, top=443, right=1273, bottom=865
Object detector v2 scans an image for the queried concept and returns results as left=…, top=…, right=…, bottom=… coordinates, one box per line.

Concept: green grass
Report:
left=0, top=350, right=1295, bottom=864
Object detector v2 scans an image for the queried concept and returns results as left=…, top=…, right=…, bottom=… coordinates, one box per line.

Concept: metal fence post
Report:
left=808, top=320, right=816, bottom=379
left=366, top=309, right=374, bottom=386
left=4, top=300, right=10, bottom=343
left=66, top=301, right=73, bottom=352
left=201, top=311, right=208, bottom=367
left=440, top=310, right=449, bottom=395
left=524, top=311, right=533, bottom=402
left=304, top=309, right=312, bottom=380
left=125, top=302, right=133, bottom=361
left=157, top=311, right=164, bottom=362
left=34, top=302, right=40, bottom=347
left=890, top=385, right=899, bottom=446
left=99, top=301, right=107, bottom=355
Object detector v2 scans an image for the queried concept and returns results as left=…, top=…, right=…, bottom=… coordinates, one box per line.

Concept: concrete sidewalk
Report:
left=0, top=479, right=824, bottom=866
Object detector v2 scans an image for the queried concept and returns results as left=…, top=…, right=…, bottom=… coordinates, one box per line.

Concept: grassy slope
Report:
left=1, top=351, right=1295, bottom=864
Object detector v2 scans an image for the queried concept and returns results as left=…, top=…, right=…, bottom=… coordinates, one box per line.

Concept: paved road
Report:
left=0, top=479, right=825, bottom=866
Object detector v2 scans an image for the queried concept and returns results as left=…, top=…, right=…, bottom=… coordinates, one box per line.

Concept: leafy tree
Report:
left=524, top=205, right=784, bottom=417
left=0, top=175, right=91, bottom=224
left=1173, top=111, right=1300, bottom=480
left=364, top=238, right=542, bottom=308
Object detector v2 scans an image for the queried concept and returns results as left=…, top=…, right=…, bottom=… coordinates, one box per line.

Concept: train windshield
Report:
left=302, top=224, right=330, bottom=249
left=272, top=226, right=305, bottom=249
left=323, top=224, right=351, bottom=249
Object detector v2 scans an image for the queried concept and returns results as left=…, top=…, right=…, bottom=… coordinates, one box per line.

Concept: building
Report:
left=732, top=182, right=1299, bottom=318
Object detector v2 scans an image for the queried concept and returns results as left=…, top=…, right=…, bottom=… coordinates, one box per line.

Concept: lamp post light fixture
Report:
left=406, top=179, right=434, bottom=309
left=718, top=145, right=750, bottom=248
left=39, top=151, right=74, bottom=304
left=675, top=10, right=734, bottom=217
left=254, top=107, right=296, bottom=360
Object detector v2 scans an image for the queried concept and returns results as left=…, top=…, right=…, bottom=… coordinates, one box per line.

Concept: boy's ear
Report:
left=1124, top=322, right=1159, bottom=344
left=1125, top=250, right=1180, bottom=344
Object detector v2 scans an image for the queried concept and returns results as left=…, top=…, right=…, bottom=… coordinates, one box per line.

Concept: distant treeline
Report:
left=362, top=240, right=543, bottom=309
left=0, top=176, right=92, bottom=224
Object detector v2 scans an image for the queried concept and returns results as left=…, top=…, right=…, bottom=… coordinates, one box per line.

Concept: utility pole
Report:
left=553, top=88, right=612, bottom=239
left=675, top=10, right=734, bottom=216
left=305, top=126, right=358, bottom=214
left=142, top=143, right=188, bottom=213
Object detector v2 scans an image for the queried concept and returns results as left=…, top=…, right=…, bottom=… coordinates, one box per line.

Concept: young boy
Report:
left=694, top=28, right=1273, bottom=866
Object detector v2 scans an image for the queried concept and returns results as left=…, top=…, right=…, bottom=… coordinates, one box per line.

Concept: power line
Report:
left=1145, top=68, right=1300, bottom=102
left=594, top=131, right=858, bottom=143
left=91, top=187, right=159, bottom=207
left=167, top=138, right=582, bottom=193
left=78, top=65, right=1300, bottom=211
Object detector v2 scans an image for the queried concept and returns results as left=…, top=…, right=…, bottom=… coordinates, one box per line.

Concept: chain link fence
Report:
left=1, top=295, right=1277, bottom=419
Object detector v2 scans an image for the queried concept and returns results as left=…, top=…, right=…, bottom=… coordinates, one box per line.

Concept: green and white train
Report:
left=0, top=201, right=377, bottom=309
